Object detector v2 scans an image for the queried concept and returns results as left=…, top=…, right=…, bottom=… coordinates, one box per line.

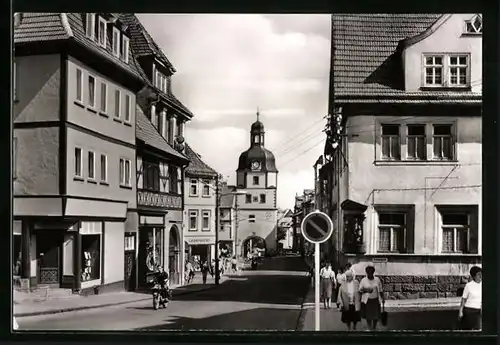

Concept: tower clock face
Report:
left=251, top=161, right=261, bottom=171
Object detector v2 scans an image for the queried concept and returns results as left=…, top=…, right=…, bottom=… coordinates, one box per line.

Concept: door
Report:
left=124, top=233, right=136, bottom=291
left=36, top=231, right=62, bottom=285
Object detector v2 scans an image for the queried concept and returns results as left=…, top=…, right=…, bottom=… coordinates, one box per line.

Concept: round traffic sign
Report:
left=300, top=211, right=333, bottom=244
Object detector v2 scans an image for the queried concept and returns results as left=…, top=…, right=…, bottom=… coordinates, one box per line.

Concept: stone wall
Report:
left=355, top=275, right=468, bottom=299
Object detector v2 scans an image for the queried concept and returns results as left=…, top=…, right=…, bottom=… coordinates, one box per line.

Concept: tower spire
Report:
left=256, top=107, right=260, bottom=122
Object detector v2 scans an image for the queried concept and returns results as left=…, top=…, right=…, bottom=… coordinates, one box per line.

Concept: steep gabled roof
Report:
left=118, top=14, right=175, bottom=71
left=331, top=14, right=481, bottom=101
left=118, top=14, right=194, bottom=119
left=136, top=106, right=188, bottom=161
left=14, top=13, right=144, bottom=81
left=184, top=143, right=218, bottom=178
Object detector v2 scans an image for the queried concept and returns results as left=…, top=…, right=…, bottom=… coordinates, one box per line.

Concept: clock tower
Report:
left=235, top=110, right=279, bottom=258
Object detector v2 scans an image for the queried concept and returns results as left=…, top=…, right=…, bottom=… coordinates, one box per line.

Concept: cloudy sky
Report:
left=138, top=14, right=331, bottom=210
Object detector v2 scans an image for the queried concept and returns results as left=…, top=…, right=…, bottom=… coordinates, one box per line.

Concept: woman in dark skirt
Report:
left=359, top=263, right=384, bottom=330
left=459, top=266, right=482, bottom=330
left=338, top=270, right=361, bottom=330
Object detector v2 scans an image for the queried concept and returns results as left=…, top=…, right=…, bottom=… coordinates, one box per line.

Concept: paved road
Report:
left=18, top=256, right=310, bottom=331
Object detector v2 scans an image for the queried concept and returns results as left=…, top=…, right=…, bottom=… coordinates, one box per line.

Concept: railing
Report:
left=137, top=189, right=182, bottom=209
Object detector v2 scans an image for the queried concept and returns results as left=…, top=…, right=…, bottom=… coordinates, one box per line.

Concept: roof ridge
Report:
left=60, top=13, right=73, bottom=37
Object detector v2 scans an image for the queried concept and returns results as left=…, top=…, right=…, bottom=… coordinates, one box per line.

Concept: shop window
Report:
left=81, top=234, right=101, bottom=282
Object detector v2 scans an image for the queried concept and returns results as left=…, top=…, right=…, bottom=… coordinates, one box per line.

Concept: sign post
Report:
left=300, top=210, right=334, bottom=331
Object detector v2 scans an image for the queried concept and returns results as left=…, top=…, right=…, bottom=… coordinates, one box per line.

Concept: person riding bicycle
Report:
left=154, top=266, right=170, bottom=297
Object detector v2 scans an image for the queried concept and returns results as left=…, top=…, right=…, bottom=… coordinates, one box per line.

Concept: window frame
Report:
left=112, top=27, right=121, bottom=57
left=114, top=89, right=121, bottom=120
left=85, top=13, right=96, bottom=40
left=124, top=94, right=132, bottom=123
left=202, top=179, right=211, bottom=197
left=245, top=194, right=252, bottom=204
left=119, top=158, right=132, bottom=187
left=97, top=16, right=107, bottom=48
left=374, top=205, right=414, bottom=254
left=377, top=215, right=405, bottom=253
left=437, top=205, right=478, bottom=254
left=248, top=215, right=256, bottom=223
left=432, top=124, right=455, bottom=161
left=406, top=124, right=427, bottom=160
left=260, top=194, right=266, bottom=204
left=76, top=68, right=83, bottom=103
left=74, top=147, right=83, bottom=179
left=87, top=150, right=96, bottom=181
left=189, top=210, right=198, bottom=231
left=464, top=15, right=482, bottom=35
left=100, top=153, right=108, bottom=184
left=202, top=210, right=211, bottom=231
left=88, top=74, right=97, bottom=109
left=99, top=81, right=108, bottom=114
left=422, top=53, right=471, bottom=89
left=380, top=124, right=401, bottom=161
left=189, top=179, right=198, bottom=197
left=252, top=176, right=259, bottom=185
left=121, top=35, right=130, bottom=63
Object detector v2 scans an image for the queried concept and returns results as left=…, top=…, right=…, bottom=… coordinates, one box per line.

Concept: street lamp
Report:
left=215, top=184, right=247, bottom=285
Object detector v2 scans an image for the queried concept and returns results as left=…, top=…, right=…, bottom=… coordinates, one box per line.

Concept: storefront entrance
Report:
left=36, top=230, right=63, bottom=285
left=124, top=232, right=136, bottom=291
left=168, top=226, right=180, bottom=285
left=138, top=226, right=164, bottom=288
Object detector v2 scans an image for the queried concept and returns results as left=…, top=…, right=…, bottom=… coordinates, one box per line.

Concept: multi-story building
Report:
left=13, top=13, right=145, bottom=293
left=119, top=14, right=193, bottom=288
left=235, top=113, right=278, bottom=258
left=183, top=144, right=219, bottom=267
left=277, top=209, right=294, bottom=250
left=323, top=14, right=482, bottom=299
left=218, top=184, right=238, bottom=256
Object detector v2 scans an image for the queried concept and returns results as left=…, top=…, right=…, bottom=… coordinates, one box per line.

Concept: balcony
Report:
left=137, top=189, right=182, bottom=209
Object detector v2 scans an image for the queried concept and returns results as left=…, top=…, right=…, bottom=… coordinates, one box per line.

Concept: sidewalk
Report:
left=14, top=275, right=228, bottom=317
left=298, top=283, right=461, bottom=331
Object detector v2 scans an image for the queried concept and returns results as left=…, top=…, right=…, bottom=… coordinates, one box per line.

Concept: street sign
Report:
left=300, top=211, right=333, bottom=244
left=300, top=210, right=333, bottom=331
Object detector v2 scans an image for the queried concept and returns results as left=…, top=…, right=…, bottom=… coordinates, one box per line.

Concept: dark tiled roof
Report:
left=332, top=14, right=483, bottom=100
left=184, top=143, right=218, bottom=178
left=14, top=13, right=69, bottom=42
left=118, top=14, right=194, bottom=119
left=118, top=14, right=175, bottom=70
left=136, top=106, right=188, bottom=161
left=14, top=13, right=144, bottom=82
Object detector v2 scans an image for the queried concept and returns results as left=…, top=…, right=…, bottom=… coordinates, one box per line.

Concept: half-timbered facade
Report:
left=119, top=14, right=194, bottom=288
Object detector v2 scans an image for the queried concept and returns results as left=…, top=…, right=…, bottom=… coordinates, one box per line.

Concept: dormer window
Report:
left=85, top=13, right=96, bottom=40
left=423, top=54, right=470, bottom=88
left=465, top=15, right=482, bottom=34
left=121, top=35, right=130, bottom=64
left=155, top=69, right=168, bottom=93
left=112, top=27, right=120, bottom=57
left=97, top=16, right=107, bottom=48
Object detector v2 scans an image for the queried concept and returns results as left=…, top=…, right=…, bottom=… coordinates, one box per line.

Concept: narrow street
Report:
left=17, top=256, right=310, bottom=331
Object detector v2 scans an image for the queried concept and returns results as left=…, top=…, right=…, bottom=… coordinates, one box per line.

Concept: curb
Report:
left=14, top=282, right=223, bottom=318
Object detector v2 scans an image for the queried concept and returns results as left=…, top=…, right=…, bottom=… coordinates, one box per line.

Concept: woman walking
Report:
left=338, top=270, right=361, bottom=331
left=459, top=266, right=482, bottom=330
left=336, top=267, right=345, bottom=309
left=359, top=263, right=384, bottom=330
left=320, top=262, right=336, bottom=309
left=201, top=261, right=209, bottom=284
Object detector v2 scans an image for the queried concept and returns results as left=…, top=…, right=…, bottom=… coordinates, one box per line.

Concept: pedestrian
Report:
left=320, top=262, right=336, bottom=309
left=458, top=265, right=482, bottom=330
left=359, top=263, right=384, bottom=330
left=201, top=261, right=209, bottom=284
left=345, top=262, right=356, bottom=277
left=185, top=261, right=194, bottom=284
left=336, top=267, right=346, bottom=309
left=231, top=256, right=238, bottom=274
left=338, top=270, right=361, bottom=331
